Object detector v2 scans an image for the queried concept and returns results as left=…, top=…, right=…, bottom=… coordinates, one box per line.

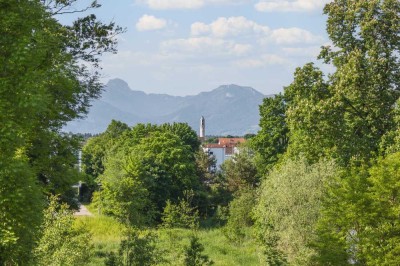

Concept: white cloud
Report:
left=281, top=46, right=321, bottom=57
left=136, top=14, right=167, bottom=31
left=160, top=37, right=252, bottom=57
left=232, top=43, right=253, bottom=55
left=191, top=16, right=269, bottom=38
left=255, top=0, right=331, bottom=12
left=269, top=27, right=323, bottom=44
left=139, top=0, right=248, bottom=9
left=191, top=22, right=210, bottom=36
left=191, top=17, right=323, bottom=45
left=140, top=0, right=203, bottom=9
left=233, top=54, right=288, bottom=68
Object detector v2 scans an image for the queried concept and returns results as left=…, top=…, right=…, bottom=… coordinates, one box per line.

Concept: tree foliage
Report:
left=250, top=94, right=288, bottom=174
left=83, top=120, right=130, bottom=179
left=315, top=153, right=400, bottom=265
left=251, top=1, right=400, bottom=264
left=34, top=196, right=93, bottom=266
left=254, top=157, right=337, bottom=265
left=220, top=151, right=258, bottom=194
left=258, top=0, right=400, bottom=167
left=0, top=0, right=122, bottom=262
left=284, top=63, right=332, bottom=163
left=223, top=188, right=255, bottom=243
left=0, top=156, right=43, bottom=265
left=105, top=228, right=160, bottom=266
left=96, top=124, right=201, bottom=225
left=162, top=191, right=200, bottom=229
left=183, top=236, right=214, bottom=266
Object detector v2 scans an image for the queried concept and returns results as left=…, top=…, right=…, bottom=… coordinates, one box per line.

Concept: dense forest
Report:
left=1, top=0, right=400, bottom=265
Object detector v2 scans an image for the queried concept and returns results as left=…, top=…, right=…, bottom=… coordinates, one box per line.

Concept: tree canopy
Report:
left=252, top=0, right=400, bottom=264
left=90, top=122, right=201, bottom=225
left=0, top=0, right=122, bottom=263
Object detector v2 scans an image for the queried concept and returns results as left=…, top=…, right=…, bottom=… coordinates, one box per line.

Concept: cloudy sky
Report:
left=65, top=0, right=332, bottom=96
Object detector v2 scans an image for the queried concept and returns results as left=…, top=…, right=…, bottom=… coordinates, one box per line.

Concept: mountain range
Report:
left=64, top=79, right=270, bottom=135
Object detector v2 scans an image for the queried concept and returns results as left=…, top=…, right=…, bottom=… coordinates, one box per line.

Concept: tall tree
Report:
left=254, top=157, right=337, bottom=265
left=315, top=153, right=400, bottom=265
left=34, top=196, right=93, bottom=266
left=220, top=152, right=258, bottom=194
left=280, top=0, right=400, bottom=166
left=161, top=122, right=201, bottom=153
left=0, top=0, right=122, bottom=263
left=284, top=63, right=332, bottom=163
left=82, top=120, right=130, bottom=179
left=99, top=130, right=200, bottom=224
left=320, top=0, right=399, bottom=164
left=251, top=94, right=288, bottom=174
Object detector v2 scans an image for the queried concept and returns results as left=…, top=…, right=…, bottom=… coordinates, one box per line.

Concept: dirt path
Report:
left=74, top=204, right=93, bottom=216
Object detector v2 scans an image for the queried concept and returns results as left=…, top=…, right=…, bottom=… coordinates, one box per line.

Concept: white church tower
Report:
left=200, top=116, right=205, bottom=141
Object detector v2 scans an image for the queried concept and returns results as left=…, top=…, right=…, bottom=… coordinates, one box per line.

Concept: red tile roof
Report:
left=204, top=138, right=246, bottom=149
left=218, top=138, right=246, bottom=146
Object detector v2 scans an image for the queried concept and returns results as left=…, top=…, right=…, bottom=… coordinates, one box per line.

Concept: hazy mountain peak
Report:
left=65, top=79, right=268, bottom=135
left=216, top=84, right=260, bottom=93
left=211, top=84, right=264, bottom=99
left=216, top=84, right=244, bottom=90
left=105, top=78, right=131, bottom=91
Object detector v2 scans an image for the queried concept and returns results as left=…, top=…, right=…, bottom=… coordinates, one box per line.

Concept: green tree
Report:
left=34, top=196, right=93, bottom=266
left=251, top=94, right=288, bottom=174
left=162, top=191, right=200, bottom=229
left=105, top=228, right=160, bottom=266
left=251, top=1, right=400, bottom=264
left=284, top=63, right=331, bottom=163
left=194, top=149, right=218, bottom=216
left=0, top=0, right=122, bottom=262
left=315, top=153, right=400, bottom=265
left=278, top=0, right=400, bottom=166
left=223, top=188, right=255, bottom=243
left=99, top=130, right=199, bottom=224
left=82, top=120, right=129, bottom=178
left=183, top=236, right=214, bottom=266
left=29, top=132, right=84, bottom=208
left=0, top=156, right=43, bottom=265
left=83, top=120, right=130, bottom=178
left=364, top=153, right=400, bottom=264
left=161, top=123, right=201, bottom=153
left=126, top=131, right=199, bottom=216
left=82, top=120, right=130, bottom=200
left=254, top=157, right=337, bottom=265
left=312, top=165, right=367, bottom=265
left=220, top=152, right=258, bottom=194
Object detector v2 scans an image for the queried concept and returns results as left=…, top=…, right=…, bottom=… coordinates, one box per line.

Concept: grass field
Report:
left=75, top=206, right=260, bottom=265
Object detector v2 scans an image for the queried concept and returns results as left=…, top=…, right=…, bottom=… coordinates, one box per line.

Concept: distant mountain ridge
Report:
left=64, top=79, right=270, bottom=135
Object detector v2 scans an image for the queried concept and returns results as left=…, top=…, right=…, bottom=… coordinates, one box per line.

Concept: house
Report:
left=203, top=138, right=246, bottom=168
left=198, top=116, right=246, bottom=168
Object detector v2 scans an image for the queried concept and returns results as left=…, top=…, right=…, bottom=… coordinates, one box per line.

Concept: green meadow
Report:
left=76, top=207, right=260, bottom=266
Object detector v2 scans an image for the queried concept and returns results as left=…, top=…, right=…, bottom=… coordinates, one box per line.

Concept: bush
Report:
left=104, top=227, right=160, bottom=266
left=183, top=236, right=214, bottom=266
left=34, top=195, right=93, bottom=266
left=253, top=157, right=337, bottom=265
left=314, top=153, right=400, bottom=265
left=223, top=188, right=255, bottom=243
left=162, top=191, right=199, bottom=229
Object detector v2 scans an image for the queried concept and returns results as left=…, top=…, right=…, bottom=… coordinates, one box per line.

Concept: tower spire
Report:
left=200, top=116, right=205, bottom=141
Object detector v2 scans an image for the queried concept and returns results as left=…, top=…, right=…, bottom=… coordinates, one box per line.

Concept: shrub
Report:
left=104, top=227, right=160, bottom=266
left=162, top=191, right=199, bottom=229
left=34, top=195, right=93, bottom=266
left=183, top=236, right=214, bottom=266
left=223, top=188, right=255, bottom=243
left=253, top=157, right=337, bottom=265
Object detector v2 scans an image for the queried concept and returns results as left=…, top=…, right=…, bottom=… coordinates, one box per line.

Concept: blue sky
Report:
left=63, top=0, right=332, bottom=96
